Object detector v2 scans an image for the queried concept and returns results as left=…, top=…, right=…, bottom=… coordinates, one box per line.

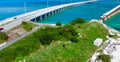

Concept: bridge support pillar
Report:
left=58, top=9, right=61, bottom=12
left=48, top=12, right=51, bottom=16
left=61, top=8, right=64, bottom=11
left=49, top=12, right=52, bottom=16
left=60, top=8, right=63, bottom=11
left=53, top=11, right=56, bottom=14
left=52, top=11, right=54, bottom=15
left=34, top=17, right=37, bottom=22
left=39, top=16, right=42, bottom=20
left=44, top=14, right=47, bottom=18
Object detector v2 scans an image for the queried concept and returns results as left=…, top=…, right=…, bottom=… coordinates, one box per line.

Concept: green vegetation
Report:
left=21, top=21, right=36, bottom=31
left=97, top=50, right=103, bottom=53
left=0, top=34, right=40, bottom=62
left=0, top=18, right=109, bottom=62
left=97, top=54, right=110, bottom=62
left=24, top=21, right=108, bottom=62
left=34, top=27, right=59, bottom=45
left=108, top=34, right=118, bottom=39
left=34, top=25, right=78, bottom=45
left=0, top=32, right=8, bottom=42
left=71, top=18, right=85, bottom=25
left=56, top=22, right=62, bottom=26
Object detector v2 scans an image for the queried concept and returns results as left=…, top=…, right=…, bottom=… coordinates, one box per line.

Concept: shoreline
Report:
left=0, top=0, right=97, bottom=26
left=99, top=20, right=120, bottom=34
left=90, top=19, right=120, bottom=33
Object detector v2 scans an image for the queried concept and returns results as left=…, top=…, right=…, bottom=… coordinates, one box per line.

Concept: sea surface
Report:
left=0, top=0, right=120, bottom=31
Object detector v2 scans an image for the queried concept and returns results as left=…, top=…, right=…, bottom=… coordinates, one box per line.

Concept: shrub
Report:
left=70, top=36, right=78, bottom=42
left=98, top=54, right=110, bottom=62
left=71, top=18, right=85, bottom=25
left=22, top=21, right=27, bottom=25
left=34, top=27, right=58, bottom=45
left=59, top=25, right=78, bottom=41
left=22, top=24, right=32, bottom=31
left=108, top=34, right=118, bottom=38
left=38, top=33, right=55, bottom=45
left=108, top=35, right=114, bottom=37
left=34, top=25, right=79, bottom=45
left=22, top=21, right=32, bottom=31
left=56, top=22, right=62, bottom=26
left=0, top=32, right=8, bottom=40
left=33, top=23, right=80, bottom=45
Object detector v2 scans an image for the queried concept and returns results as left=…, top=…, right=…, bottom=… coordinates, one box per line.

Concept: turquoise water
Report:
left=37, top=1, right=120, bottom=31
left=38, top=1, right=119, bottom=24
left=0, top=2, right=63, bottom=20
left=104, top=13, right=120, bottom=31
left=0, top=0, right=85, bottom=20
left=0, top=0, right=120, bottom=31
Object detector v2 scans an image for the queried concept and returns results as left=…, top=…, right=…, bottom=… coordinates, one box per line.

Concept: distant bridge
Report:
left=0, top=0, right=97, bottom=32
left=100, top=5, right=120, bottom=22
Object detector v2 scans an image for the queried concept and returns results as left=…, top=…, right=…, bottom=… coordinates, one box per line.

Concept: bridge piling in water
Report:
left=32, top=5, right=73, bottom=22
left=39, top=16, right=43, bottom=21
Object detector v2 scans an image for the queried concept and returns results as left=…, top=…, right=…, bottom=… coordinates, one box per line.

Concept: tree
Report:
left=59, top=25, right=78, bottom=41
left=71, top=18, right=85, bottom=25
left=38, top=33, right=54, bottom=45
left=34, top=27, right=58, bottom=45
left=56, top=22, right=62, bottom=26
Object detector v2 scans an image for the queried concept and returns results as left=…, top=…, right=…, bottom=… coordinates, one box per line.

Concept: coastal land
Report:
left=0, top=18, right=109, bottom=62
left=0, top=0, right=120, bottom=62
left=0, top=18, right=120, bottom=62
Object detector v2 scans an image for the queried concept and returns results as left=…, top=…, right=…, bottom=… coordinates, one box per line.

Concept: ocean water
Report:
left=37, top=0, right=120, bottom=31
left=38, top=1, right=120, bottom=24
left=104, top=13, right=120, bottom=31
left=0, top=0, right=85, bottom=20
left=0, top=0, right=120, bottom=31
left=0, top=2, right=65, bottom=20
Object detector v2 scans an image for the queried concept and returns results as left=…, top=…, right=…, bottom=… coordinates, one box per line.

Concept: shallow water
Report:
left=104, top=13, right=120, bottom=31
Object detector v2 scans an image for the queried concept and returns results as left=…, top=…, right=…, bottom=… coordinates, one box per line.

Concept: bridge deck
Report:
left=100, top=5, right=120, bottom=21
left=103, top=5, right=120, bottom=16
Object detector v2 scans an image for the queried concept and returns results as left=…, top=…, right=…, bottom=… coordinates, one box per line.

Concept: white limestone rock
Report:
left=94, top=38, right=103, bottom=47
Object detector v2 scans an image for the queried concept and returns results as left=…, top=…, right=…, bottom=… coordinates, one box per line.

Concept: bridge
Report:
left=100, top=5, right=120, bottom=22
left=0, top=0, right=97, bottom=32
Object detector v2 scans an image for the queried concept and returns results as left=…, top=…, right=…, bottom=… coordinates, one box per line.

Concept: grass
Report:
left=0, top=20, right=109, bottom=62
left=24, top=22, right=109, bottom=62
left=21, top=21, right=37, bottom=31
left=0, top=34, right=40, bottom=62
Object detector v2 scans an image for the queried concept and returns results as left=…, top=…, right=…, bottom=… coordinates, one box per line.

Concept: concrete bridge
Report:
left=100, top=5, right=120, bottom=22
left=0, top=0, right=97, bottom=32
